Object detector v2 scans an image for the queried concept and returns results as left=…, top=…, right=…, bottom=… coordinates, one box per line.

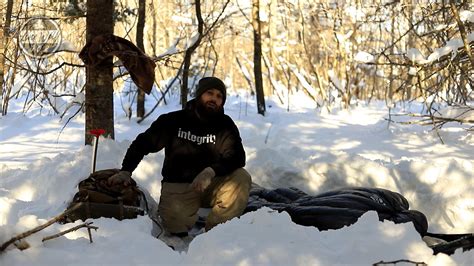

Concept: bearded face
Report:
left=196, top=89, right=224, bottom=118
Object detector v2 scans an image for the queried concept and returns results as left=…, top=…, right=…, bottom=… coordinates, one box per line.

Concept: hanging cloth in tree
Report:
left=79, top=34, right=155, bottom=94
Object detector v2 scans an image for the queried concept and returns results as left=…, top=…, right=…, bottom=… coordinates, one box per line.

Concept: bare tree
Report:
left=136, top=0, right=146, bottom=118
left=252, top=0, right=265, bottom=115
left=0, top=0, right=14, bottom=115
left=5, top=0, right=472, bottom=125
left=180, top=0, right=204, bottom=109
left=180, top=0, right=230, bottom=109
left=85, top=0, right=114, bottom=145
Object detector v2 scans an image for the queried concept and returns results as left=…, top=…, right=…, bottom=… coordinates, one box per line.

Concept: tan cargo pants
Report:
left=158, top=168, right=251, bottom=233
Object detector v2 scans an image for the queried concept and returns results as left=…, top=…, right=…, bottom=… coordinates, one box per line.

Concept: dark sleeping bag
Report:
left=244, top=186, right=428, bottom=236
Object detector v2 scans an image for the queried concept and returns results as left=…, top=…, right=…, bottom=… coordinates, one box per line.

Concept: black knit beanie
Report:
left=195, top=77, right=227, bottom=104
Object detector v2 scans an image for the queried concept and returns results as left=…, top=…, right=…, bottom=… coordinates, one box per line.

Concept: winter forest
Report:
left=0, top=0, right=473, bottom=265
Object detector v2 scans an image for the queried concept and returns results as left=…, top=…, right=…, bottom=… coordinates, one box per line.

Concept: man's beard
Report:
left=196, top=98, right=222, bottom=119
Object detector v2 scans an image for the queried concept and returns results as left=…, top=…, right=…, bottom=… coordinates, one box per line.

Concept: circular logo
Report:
left=18, top=17, right=62, bottom=59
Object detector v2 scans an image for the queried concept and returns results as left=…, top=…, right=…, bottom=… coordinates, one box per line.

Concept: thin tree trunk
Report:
left=406, top=0, right=415, bottom=101
left=0, top=29, right=5, bottom=116
left=85, top=0, right=114, bottom=145
left=3, top=36, right=19, bottom=116
left=181, top=0, right=203, bottom=109
left=252, top=0, right=265, bottom=115
left=450, top=3, right=474, bottom=68
left=387, top=13, right=396, bottom=105
left=0, top=0, right=14, bottom=115
left=150, top=1, right=157, bottom=56
left=235, top=56, right=253, bottom=91
left=136, top=0, right=146, bottom=118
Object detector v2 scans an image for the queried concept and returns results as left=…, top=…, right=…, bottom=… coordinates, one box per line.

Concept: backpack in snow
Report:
left=61, top=168, right=146, bottom=223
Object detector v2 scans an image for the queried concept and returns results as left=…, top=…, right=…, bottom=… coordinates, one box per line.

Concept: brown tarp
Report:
left=79, top=34, right=155, bottom=94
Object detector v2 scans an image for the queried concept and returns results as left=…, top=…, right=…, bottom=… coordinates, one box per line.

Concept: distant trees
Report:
left=0, top=0, right=472, bottom=134
left=364, top=1, right=473, bottom=107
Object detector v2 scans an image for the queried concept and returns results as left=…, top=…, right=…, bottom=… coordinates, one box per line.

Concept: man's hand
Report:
left=191, top=167, right=215, bottom=192
left=107, top=171, right=132, bottom=186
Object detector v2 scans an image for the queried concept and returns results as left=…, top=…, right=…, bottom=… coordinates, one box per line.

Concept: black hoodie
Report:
left=121, top=99, right=246, bottom=183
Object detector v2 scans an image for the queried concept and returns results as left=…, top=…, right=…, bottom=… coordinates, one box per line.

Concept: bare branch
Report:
left=0, top=204, right=82, bottom=252
left=42, top=222, right=98, bottom=243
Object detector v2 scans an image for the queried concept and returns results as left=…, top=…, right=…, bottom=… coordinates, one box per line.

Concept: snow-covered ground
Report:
left=0, top=92, right=473, bottom=265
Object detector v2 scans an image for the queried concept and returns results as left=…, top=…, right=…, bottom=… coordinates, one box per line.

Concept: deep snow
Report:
left=0, top=92, right=473, bottom=265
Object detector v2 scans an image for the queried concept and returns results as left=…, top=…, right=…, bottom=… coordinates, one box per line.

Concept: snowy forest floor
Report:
left=0, top=92, right=473, bottom=265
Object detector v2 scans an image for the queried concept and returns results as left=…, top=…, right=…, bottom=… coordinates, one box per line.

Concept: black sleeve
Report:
left=210, top=117, right=246, bottom=176
left=121, top=115, right=169, bottom=173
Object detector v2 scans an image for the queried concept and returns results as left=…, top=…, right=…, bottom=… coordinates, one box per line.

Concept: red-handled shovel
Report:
left=89, top=129, right=106, bottom=173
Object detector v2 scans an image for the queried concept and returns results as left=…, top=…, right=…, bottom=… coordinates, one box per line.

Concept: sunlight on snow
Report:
left=432, top=167, right=471, bottom=197
left=394, top=136, right=458, bottom=156
left=451, top=199, right=474, bottom=232
left=236, top=259, right=251, bottom=266
left=458, top=200, right=474, bottom=222
left=331, top=139, right=361, bottom=150
left=404, top=242, right=457, bottom=266
left=358, top=151, right=394, bottom=162
left=222, top=246, right=243, bottom=257
left=18, top=215, right=42, bottom=229
left=306, top=167, right=327, bottom=191
left=322, top=109, right=384, bottom=126
left=12, top=183, right=36, bottom=201
left=149, top=180, right=162, bottom=199
left=427, top=254, right=457, bottom=266
left=135, top=159, right=161, bottom=182
left=419, top=167, right=440, bottom=185
left=0, top=141, right=74, bottom=170
left=378, top=221, right=406, bottom=239
left=257, top=246, right=289, bottom=264
left=65, top=231, right=90, bottom=241
left=244, top=147, right=257, bottom=161
left=289, top=121, right=340, bottom=129
left=296, top=255, right=320, bottom=266
left=0, top=197, right=14, bottom=226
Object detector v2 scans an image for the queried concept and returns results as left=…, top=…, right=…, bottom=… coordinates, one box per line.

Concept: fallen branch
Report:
left=42, top=222, right=98, bottom=243
left=373, top=259, right=427, bottom=265
left=387, top=112, right=474, bottom=126
left=0, top=204, right=81, bottom=252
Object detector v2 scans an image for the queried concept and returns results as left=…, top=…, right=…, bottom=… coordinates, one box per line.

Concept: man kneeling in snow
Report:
left=108, top=77, right=252, bottom=236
